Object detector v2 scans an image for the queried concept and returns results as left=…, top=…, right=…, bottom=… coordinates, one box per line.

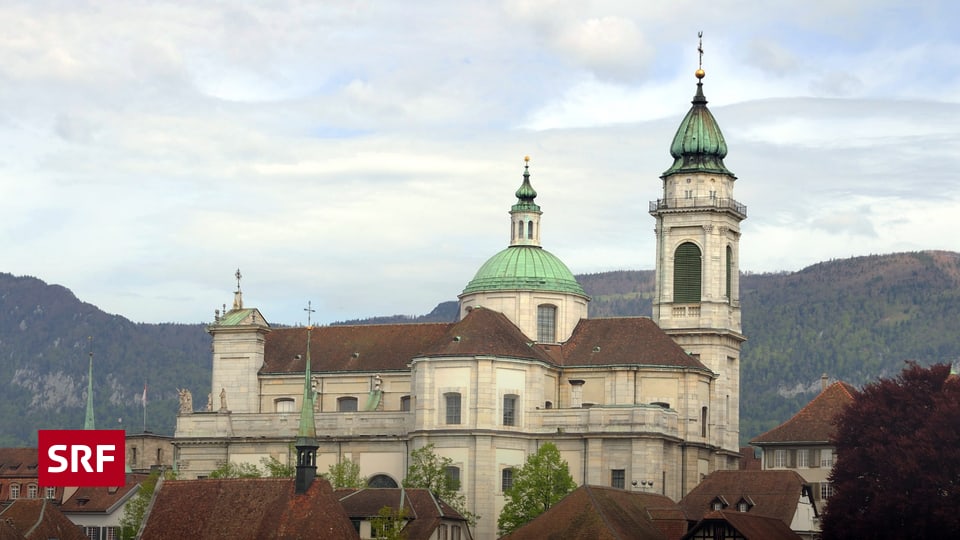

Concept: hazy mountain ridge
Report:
left=1, top=250, right=958, bottom=447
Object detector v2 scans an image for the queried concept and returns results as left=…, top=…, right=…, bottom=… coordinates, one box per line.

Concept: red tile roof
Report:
left=559, top=317, right=707, bottom=369
left=0, top=449, right=38, bottom=479
left=335, top=488, right=471, bottom=540
left=501, top=485, right=687, bottom=540
left=261, top=308, right=705, bottom=376
left=682, top=510, right=802, bottom=540
left=59, top=473, right=148, bottom=513
left=139, top=477, right=358, bottom=540
left=750, top=382, right=857, bottom=445
left=0, top=499, right=87, bottom=540
left=262, top=322, right=453, bottom=374
left=679, top=470, right=812, bottom=525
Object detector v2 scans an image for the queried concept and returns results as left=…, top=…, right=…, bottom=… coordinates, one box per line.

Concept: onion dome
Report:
left=662, top=70, right=734, bottom=177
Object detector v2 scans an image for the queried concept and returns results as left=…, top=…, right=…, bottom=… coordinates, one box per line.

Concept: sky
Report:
left=1, top=0, right=958, bottom=326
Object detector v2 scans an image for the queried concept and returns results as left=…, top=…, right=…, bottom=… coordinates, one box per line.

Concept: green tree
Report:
left=370, top=505, right=409, bottom=540
left=119, top=469, right=176, bottom=540
left=403, top=444, right=477, bottom=526
left=323, top=458, right=367, bottom=488
left=261, top=456, right=295, bottom=478
left=208, top=461, right=263, bottom=478
left=497, top=442, right=576, bottom=535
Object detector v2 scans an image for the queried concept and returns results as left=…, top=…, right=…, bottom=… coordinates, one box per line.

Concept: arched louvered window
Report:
left=673, top=242, right=702, bottom=303
left=527, top=221, right=533, bottom=239
left=517, top=221, right=523, bottom=241
left=725, top=245, right=733, bottom=300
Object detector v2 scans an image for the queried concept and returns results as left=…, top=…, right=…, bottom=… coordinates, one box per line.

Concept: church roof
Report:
left=501, top=485, right=687, bottom=540
left=560, top=317, right=708, bottom=369
left=140, top=477, right=358, bottom=540
left=679, top=470, right=812, bottom=525
left=261, top=322, right=453, bottom=374
left=461, top=245, right=588, bottom=297
left=662, top=77, right=734, bottom=178
left=261, top=310, right=708, bottom=374
left=750, top=381, right=857, bottom=445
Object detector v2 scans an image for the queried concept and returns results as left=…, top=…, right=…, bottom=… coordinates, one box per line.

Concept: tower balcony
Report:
left=649, top=197, right=747, bottom=219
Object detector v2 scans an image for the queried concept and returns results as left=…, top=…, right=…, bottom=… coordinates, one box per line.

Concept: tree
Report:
left=370, top=505, right=409, bottom=540
left=261, top=456, right=295, bottom=478
left=497, top=442, right=576, bottom=535
left=323, top=458, right=367, bottom=488
left=208, top=461, right=263, bottom=478
left=821, top=362, right=960, bottom=539
left=403, top=444, right=477, bottom=525
left=119, top=469, right=176, bottom=540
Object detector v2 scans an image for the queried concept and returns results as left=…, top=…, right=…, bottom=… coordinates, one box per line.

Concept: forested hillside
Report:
left=2, top=251, right=959, bottom=447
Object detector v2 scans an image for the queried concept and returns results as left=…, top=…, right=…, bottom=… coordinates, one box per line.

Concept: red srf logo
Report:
left=38, top=430, right=125, bottom=487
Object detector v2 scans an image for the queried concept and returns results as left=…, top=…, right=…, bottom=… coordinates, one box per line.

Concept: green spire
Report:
left=84, top=350, right=95, bottom=430
left=511, top=156, right=540, bottom=213
left=297, top=325, right=316, bottom=440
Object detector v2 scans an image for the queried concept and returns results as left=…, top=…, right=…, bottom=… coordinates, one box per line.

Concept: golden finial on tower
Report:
left=524, top=155, right=530, bottom=163
left=696, top=31, right=705, bottom=79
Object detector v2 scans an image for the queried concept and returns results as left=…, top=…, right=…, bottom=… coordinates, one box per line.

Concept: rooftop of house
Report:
left=335, top=487, right=470, bottom=540
left=679, top=470, right=814, bottom=525
left=0, top=449, right=38, bottom=479
left=0, top=499, right=87, bottom=540
left=682, top=510, right=802, bottom=540
left=750, top=381, right=857, bottom=445
left=59, top=473, right=148, bottom=514
left=139, top=477, right=358, bottom=540
left=500, top=484, right=687, bottom=540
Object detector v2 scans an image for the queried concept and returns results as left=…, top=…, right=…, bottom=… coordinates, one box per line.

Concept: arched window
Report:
left=501, top=468, right=514, bottom=492
left=527, top=221, right=533, bottom=239
left=274, top=398, right=295, bottom=413
left=517, top=220, right=523, bottom=240
left=10, top=484, right=19, bottom=499
left=537, top=304, right=557, bottom=343
left=445, top=466, right=461, bottom=490
left=445, top=392, right=462, bottom=424
left=337, top=397, right=358, bottom=412
left=27, top=484, right=38, bottom=498
left=725, top=245, right=733, bottom=300
left=368, top=474, right=399, bottom=488
left=400, top=395, right=411, bottom=411
left=673, top=242, right=702, bottom=303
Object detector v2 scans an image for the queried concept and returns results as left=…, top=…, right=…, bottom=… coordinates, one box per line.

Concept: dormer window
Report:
left=709, top=496, right=728, bottom=511
left=736, top=497, right=754, bottom=512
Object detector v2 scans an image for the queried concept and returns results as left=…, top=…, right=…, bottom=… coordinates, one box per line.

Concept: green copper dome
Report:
left=462, top=245, right=588, bottom=296
left=662, top=81, right=734, bottom=177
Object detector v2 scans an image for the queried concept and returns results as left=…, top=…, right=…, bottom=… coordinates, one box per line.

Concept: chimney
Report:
left=821, top=373, right=829, bottom=392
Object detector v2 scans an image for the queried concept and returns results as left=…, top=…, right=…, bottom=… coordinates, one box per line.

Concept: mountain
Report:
left=2, top=250, right=959, bottom=447
left=0, top=273, right=209, bottom=446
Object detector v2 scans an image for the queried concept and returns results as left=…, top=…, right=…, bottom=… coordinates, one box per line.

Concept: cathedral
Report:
left=173, top=66, right=746, bottom=540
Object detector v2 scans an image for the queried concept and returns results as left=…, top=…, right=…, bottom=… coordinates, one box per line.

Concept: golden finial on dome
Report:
left=524, top=155, right=530, bottom=163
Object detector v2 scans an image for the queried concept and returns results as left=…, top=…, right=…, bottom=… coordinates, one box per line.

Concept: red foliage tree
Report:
left=821, top=362, right=960, bottom=539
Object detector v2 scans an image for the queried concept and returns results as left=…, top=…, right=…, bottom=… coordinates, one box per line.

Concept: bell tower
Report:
left=650, top=38, right=746, bottom=463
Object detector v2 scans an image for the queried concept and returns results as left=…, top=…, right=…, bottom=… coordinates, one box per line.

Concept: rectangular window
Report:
left=445, top=393, right=462, bottom=425
left=773, top=449, right=787, bottom=468
left=501, top=468, right=514, bottom=492
left=27, top=484, right=38, bottom=498
left=10, top=484, right=19, bottom=499
left=796, top=449, right=809, bottom=468
left=503, top=395, right=517, bottom=426
left=445, top=466, right=461, bottom=490
left=611, top=469, right=625, bottom=489
left=451, top=525, right=461, bottom=540
left=337, top=396, right=358, bottom=412
left=820, top=482, right=834, bottom=500
left=438, top=524, right=448, bottom=540
left=537, top=305, right=556, bottom=343
left=400, top=395, right=411, bottom=412
left=45, top=487, right=56, bottom=499
left=105, top=527, right=119, bottom=540
left=821, top=450, right=834, bottom=468
left=84, top=527, right=99, bottom=540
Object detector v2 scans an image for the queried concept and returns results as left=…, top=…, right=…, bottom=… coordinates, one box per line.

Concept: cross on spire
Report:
left=697, top=31, right=704, bottom=69
left=304, top=301, right=315, bottom=327
left=235, top=268, right=242, bottom=291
